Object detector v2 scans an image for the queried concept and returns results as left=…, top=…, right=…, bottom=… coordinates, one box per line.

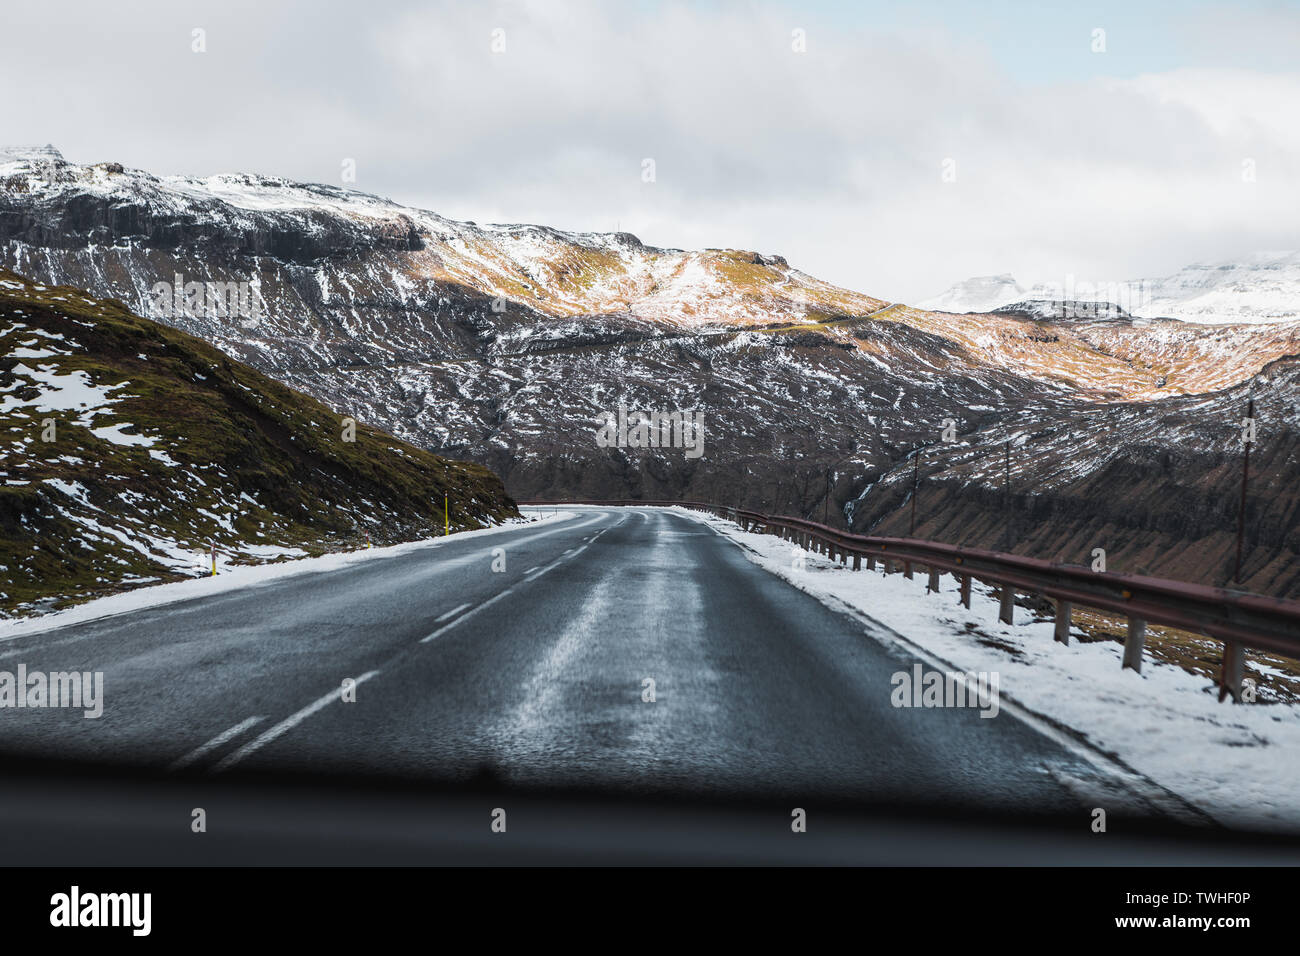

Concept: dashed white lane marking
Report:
left=435, top=602, right=472, bottom=623
left=421, top=541, right=593, bottom=643
left=211, top=671, right=380, bottom=773
left=524, top=544, right=588, bottom=583
left=168, top=716, right=264, bottom=772
left=525, top=566, right=540, bottom=574
left=421, top=588, right=516, bottom=643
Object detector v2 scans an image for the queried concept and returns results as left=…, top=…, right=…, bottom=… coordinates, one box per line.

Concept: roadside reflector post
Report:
left=1122, top=618, right=1146, bottom=672
left=1054, top=600, right=1072, bottom=645
left=959, top=574, right=971, bottom=608
left=210, top=541, right=217, bottom=577
left=444, top=494, right=449, bottom=536
left=1218, top=641, right=1245, bottom=703
left=999, top=586, right=1014, bottom=624
left=927, top=568, right=940, bottom=593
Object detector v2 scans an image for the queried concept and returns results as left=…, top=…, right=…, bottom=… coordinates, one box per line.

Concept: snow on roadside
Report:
left=0, top=511, right=575, bottom=642
left=673, top=507, right=1300, bottom=832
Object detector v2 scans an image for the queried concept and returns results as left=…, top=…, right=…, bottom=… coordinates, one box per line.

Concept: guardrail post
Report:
left=840, top=549, right=848, bottom=567
left=959, top=574, right=971, bottom=608
left=1122, top=618, right=1146, bottom=672
left=852, top=553, right=861, bottom=571
left=1054, top=600, right=1072, bottom=645
left=999, top=587, right=1014, bottom=624
left=1218, top=641, right=1245, bottom=703
left=927, top=568, right=940, bottom=593
left=884, top=558, right=894, bottom=574
left=904, top=561, right=914, bottom=580
left=866, top=555, right=875, bottom=571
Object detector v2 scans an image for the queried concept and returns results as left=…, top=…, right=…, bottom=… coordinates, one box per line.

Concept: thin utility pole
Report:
left=1235, top=396, right=1255, bottom=584
left=910, top=452, right=919, bottom=535
left=1002, top=440, right=1011, bottom=552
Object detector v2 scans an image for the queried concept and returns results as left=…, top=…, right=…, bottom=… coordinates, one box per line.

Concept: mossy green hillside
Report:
left=0, top=269, right=517, bottom=615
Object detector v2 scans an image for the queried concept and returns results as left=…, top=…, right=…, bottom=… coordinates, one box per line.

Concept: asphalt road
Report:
left=0, top=506, right=1139, bottom=814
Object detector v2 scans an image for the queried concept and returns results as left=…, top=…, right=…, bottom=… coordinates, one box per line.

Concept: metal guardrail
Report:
left=523, top=499, right=1300, bottom=702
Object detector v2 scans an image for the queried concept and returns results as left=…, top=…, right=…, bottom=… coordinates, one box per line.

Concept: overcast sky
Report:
left=2, top=0, right=1297, bottom=301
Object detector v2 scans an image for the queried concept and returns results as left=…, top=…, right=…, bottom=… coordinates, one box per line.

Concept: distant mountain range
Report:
left=3, top=147, right=1298, bottom=597
left=920, top=252, right=1300, bottom=326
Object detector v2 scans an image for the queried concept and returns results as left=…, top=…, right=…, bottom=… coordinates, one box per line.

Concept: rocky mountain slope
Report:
left=0, top=268, right=515, bottom=615
left=849, top=354, right=1300, bottom=596
left=2, top=148, right=1296, bottom=597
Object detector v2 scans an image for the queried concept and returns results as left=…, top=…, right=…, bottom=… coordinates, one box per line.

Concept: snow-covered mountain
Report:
left=922, top=253, right=1300, bottom=325
left=1139, top=252, right=1300, bottom=325
left=0, top=149, right=885, bottom=331
left=917, top=274, right=1025, bottom=314
left=3, top=148, right=1298, bottom=596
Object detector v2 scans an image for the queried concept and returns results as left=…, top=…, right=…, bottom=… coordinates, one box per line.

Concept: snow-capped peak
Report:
left=917, top=274, right=1025, bottom=314
left=921, top=254, right=1300, bottom=325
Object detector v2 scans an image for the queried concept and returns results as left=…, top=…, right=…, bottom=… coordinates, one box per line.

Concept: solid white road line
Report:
left=167, top=716, right=265, bottom=772
left=211, top=671, right=381, bottom=773
left=435, top=602, right=472, bottom=623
